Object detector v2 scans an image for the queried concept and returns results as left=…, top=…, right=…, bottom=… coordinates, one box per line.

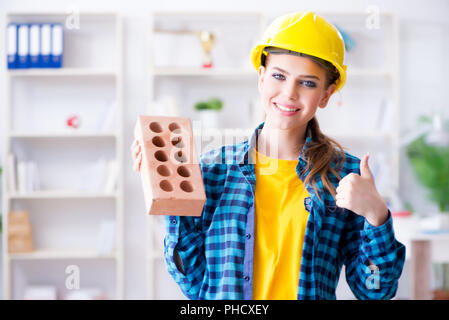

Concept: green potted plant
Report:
left=194, top=97, right=223, bottom=129
left=406, top=114, right=449, bottom=229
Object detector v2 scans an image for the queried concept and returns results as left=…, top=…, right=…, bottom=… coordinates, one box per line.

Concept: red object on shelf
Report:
left=392, top=210, right=411, bottom=218
left=66, top=115, right=80, bottom=129
left=202, top=62, right=213, bottom=68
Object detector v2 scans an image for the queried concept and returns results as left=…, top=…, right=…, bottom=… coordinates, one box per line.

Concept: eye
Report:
left=299, top=80, right=317, bottom=88
left=272, top=73, right=285, bottom=80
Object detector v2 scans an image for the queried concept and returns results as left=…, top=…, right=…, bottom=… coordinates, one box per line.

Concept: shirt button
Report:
left=244, top=276, right=250, bottom=281
left=171, top=219, right=177, bottom=225
left=245, top=233, right=251, bottom=239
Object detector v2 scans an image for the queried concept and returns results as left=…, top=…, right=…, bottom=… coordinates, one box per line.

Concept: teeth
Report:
left=275, top=103, right=299, bottom=112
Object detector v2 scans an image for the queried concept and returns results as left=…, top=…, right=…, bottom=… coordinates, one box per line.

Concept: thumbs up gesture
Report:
left=335, top=153, right=389, bottom=227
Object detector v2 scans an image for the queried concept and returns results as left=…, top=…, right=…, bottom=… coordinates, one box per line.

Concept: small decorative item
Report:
left=406, top=114, right=449, bottom=230
left=8, top=211, right=34, bottom=253
left=194, top=97, right=223, bottom=129
left=66, top=115, right=81, bottom=129
left=198, top=31, right=215, bottom=68
left=335, top=25, right=355, bottom=52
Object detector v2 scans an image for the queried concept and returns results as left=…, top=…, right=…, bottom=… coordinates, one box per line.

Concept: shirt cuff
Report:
left=360, top=209, right=395, bottom=250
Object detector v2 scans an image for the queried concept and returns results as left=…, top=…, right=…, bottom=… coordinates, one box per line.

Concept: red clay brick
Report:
left=134, top=115, right=206, bottom=216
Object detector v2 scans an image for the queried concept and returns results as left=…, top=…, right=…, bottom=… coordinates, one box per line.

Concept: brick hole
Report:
left=171, top=136, right=184, bottom=148
left=174, top=150, right=188, bottom=163
left=154, top=150, right=168, bottom=162
left=168, top=122, right=181, bottom=132
left=180, top=180, right=194, bottom=193
left=177, top=165, right=191, bottom=177
left=160, top=180, right=173, bottom=192
left=157, top=165, right=172, bottom=177
left=149, top=121, right=163, bottom=133
left=152, top=136, right=165, bottom=147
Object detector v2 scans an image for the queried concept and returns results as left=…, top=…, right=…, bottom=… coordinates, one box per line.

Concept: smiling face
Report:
left=257, top=52, right=336, bottom=132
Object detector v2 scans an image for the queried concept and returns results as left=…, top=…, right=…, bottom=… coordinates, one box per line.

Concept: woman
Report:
left=131, top=11, right=405, bottom=300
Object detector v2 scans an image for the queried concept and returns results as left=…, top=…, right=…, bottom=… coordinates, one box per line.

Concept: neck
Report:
left=257, top=122, right=307, bottom=160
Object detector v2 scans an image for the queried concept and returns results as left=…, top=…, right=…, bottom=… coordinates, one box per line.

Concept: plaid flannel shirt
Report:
left=164, top=122, right=406, bottom=300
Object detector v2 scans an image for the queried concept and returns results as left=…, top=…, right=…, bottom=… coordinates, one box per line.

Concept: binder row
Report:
left=6, top=23, right=64, bottom=69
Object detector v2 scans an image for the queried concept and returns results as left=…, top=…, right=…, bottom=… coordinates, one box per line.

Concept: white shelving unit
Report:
left=145, top=10, right=399, bottom=299
left=2, top=11, right=124, bottom=300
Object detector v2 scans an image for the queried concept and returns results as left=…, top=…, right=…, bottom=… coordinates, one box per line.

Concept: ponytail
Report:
left=302, top=117, right=347, bottom=201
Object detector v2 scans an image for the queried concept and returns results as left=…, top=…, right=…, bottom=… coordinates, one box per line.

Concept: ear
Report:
left=318, top=83, right=336, bottom=109
left=257, top=66, right=266, bottom=94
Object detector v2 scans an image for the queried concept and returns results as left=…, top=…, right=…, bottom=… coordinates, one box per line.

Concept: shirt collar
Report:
left=238, top=121, right=313, bottom=165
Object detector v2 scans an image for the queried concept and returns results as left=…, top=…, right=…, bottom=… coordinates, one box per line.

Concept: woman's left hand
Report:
left=335, top=153, right=389, bottom=227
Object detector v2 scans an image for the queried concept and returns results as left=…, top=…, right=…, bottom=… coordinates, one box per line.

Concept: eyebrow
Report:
left=272, top=67, right=321, bottom=80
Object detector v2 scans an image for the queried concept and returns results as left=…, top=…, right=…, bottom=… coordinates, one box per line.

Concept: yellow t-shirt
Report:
left=252, top=149, right=310, bottom=300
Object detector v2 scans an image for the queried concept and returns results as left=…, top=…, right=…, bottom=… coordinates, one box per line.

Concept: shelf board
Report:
left=8, top=191, right=118, bottom=199
left=9, top=249, right=117, bottom=260
left=152, top=67, right=256, bottom=77
left=7, top=11, right=119, bottom=17
left=10, top=132, right=118, bottom=139
left=348, top=68, right=394, bottom=77
left=7, top=68, right=118, bottom=77
left=194, top=127, right=253, bottom=134
left=152, top=10, right=263, bottom=17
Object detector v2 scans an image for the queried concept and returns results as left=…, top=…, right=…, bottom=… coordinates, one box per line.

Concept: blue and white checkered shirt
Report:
left=164, top=122, right=406, bottom=300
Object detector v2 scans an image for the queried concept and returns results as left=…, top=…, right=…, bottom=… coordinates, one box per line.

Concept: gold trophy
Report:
left=198, top=31, right=215, bottom=68
left=154, top=28, right=216, bottom=69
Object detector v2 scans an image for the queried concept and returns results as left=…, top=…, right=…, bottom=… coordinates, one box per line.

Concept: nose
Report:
left=282, top=80, right=299, bottom=101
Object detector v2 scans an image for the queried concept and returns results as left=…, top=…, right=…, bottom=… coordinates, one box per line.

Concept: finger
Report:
left=132, top=143, right=141, bottom=159
left=130, top=139, right=138, bottom=152
left=338, top=172, right=355, bottom=186
left=134, top=152, right=142, bottom=172
left=335, top=191, right=346, bottom=202
left=335, top=198, right=347, bottom=209
left=335, top=187, right=344, bottom=198
left=336, top=184, right=345, bottom=195
left=337, top=181, right=351, bottom=193
left=360, top=152, right=374, bottom=181
left=337, top=177, right=351, bottom=190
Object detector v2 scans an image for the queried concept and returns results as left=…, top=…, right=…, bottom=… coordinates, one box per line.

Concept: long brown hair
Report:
left=261, top=48, right=347, bottom=200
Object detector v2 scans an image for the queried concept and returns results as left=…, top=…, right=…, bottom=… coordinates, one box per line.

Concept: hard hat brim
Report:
left=251, top=44, right=347, bottom=91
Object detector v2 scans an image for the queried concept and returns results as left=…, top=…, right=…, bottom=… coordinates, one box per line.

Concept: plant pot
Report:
left=433, top=290, right=449, bottom=300
left=199, top=110, right=220, bottom=129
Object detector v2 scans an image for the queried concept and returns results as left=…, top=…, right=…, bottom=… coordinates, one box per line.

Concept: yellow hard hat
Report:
left=250, top=11, right=347, bottom=91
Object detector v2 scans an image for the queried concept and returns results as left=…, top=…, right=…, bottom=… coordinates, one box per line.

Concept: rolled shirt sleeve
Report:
left=343, top=209, right=406, bottom=299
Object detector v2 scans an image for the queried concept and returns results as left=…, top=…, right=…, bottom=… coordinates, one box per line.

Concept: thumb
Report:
left=360, top=152, right=374, bottom=180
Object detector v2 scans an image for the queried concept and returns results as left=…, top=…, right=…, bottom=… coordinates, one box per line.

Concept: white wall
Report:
left=1, top=0, right=448, bottom=300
